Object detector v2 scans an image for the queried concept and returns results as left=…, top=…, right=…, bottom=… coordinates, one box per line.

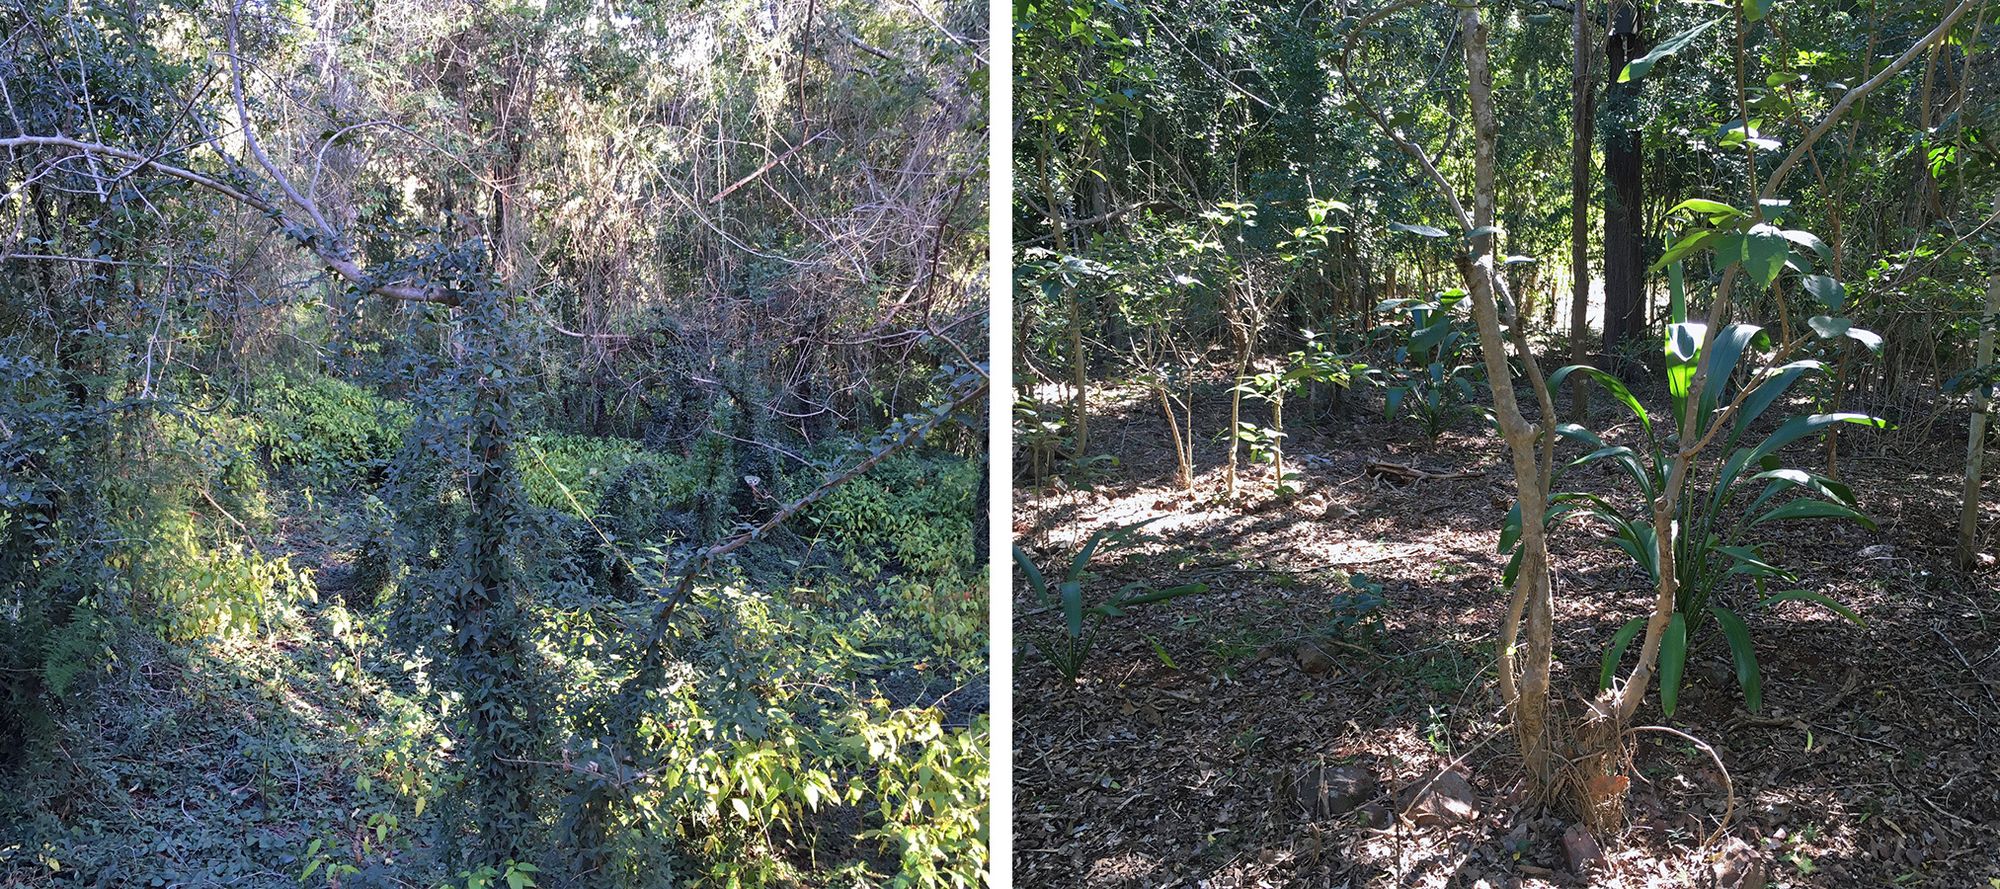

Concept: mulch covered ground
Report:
left=1012, top=378, right=2000, bottom=888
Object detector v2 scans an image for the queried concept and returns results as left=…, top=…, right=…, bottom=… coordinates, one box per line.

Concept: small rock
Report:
left=1398, top=768, right=1479, bottom=825
left=1355, top=800, right=1393, bottom=829
left=1294, top=764, right=1375, bottom=817
left=1561, top=823, right=1603, bottom=873
left=1295, top=639, right=1339, bottom=674
left=1714, top=836, right=1767, bottom=889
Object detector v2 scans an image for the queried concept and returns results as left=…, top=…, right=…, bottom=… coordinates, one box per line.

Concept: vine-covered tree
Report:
left=1, top=0, right=989, bottom=884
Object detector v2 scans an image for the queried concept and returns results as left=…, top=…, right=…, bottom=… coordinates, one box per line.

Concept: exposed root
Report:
left=1627, top=723, right=1735, bottom=853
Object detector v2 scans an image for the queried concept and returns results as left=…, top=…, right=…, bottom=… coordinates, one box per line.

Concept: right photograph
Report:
left=1010, top=0, right=2000, bottom=886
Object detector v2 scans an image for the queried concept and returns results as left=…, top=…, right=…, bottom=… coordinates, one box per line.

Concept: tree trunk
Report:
left=1155, top=383, right=1193, bottom=491
left=1569, top=0, right=1597, bottom=418
left=1458, top=6, right=1559, bottom=792
left=1959, top=193, right=2000, bottom=568
left=1226, top=354, right=1246, bottom=499
left=1040, top=139, right=1088, bottom=457
left=1271, top=389, right=1285, bottom=496
left=1602, top=0, right=1647, bottom=358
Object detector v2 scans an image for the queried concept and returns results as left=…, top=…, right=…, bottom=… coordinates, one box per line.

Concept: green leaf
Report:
left=1751, top=498, right=1876, bottom=530
left=1621, top=19, right=1724, bottom=81
left=1725, top=360, right=1827, bottom=450
left=1709, top=606, right=1763, bottom=712
left=1748, top=467, right=1857, bottom=506
left=1660, top=613, right=1689, bottom=716
left=1845, top=327, right=1883, bottom=352
left=1665, top=197, right=1745, bottom=221
left=1391, top=221, right=1450, bottom=239
left=1802, top=274, right=1845, bottom=311
left=1743, top=224, right=1791, bottom=288
left=1748, top=413, right=1890, bottom=465
left=1667, top=261, right=1687, bottom=323
left=1781, top=229, right=1831, bottom=267
left=1110, top=582, right=1208, bottom=608
left=1764, top=589, right=1865, bottom=626
left=1012, top=546, right=1050, bottom=602
left=1666, top=322, right=1706, bottom=431
left=1808, top=315, right=1850, bottom=339
left=1655, top=229, right=1718, bottom=271
left=1549, top=365, right=1653, bottom=439
left=1599, top=616, right=1649, bottom=690
left=1717, top=543, right=1790, bottom=579
left=1698, top=323, right=1769, bottom=436
left=1060, top=580, right=1085, bottom=643
left=1746, top=0, right=1776, bottom=22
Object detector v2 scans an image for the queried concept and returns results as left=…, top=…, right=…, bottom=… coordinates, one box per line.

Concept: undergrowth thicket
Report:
left=1, top=371, right=987, bottom=888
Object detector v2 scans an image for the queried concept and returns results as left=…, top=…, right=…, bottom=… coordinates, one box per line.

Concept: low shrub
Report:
left=518, top=433, right=671, bottom=517
left=803, top=452, right=979, bottom=585
left=117, top=511, right=316, bottom=644
left=255, top=375, right=410, bottom=484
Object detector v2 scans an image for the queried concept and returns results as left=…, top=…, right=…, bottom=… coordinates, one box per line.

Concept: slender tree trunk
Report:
left=1155, top=383, right=1193, bottom=491
left=1271, top=388, right=1286, bottom=496
left=1602, top=0, right=1647, bottom=358
left=1569, top=0, right=1597, bottom=418
left=1456, top=6, right=1559, bottom=792
left=1037, top=137, right=1086, bottom=457
left=1960, top=193, right=2000, bottom=568
left=1226, top=353, right=1246, bottom=499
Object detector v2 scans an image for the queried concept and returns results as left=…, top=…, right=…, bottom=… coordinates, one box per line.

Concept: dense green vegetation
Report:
left=0, top=1, right=987, bottom=886
left=1015, top=0, right=1998, bottom=883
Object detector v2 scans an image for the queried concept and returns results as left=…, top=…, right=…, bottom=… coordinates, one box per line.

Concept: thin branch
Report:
left=0, top=134, right=454, bottom=306
left=1760, top=0, right=1977, bottom=204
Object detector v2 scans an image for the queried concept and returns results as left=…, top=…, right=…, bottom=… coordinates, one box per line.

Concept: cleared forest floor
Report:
left=1014, top=378, right=2000, bottom=888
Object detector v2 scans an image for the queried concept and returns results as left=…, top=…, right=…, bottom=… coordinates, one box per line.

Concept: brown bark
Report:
left=1569, top=0, right=1597, bottom=418
left=1602, top=0, right=1647, bottom=356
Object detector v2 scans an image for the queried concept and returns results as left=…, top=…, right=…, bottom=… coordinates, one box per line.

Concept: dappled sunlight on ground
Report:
left=1015, top=378, right=2000, bottom=888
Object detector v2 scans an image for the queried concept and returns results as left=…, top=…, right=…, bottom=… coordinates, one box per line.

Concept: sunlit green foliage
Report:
left=256, top=376, right=411, bottom=485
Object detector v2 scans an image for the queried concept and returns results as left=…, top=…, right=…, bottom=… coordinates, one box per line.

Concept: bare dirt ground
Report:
left=1012, top=378, right=2000, bottom=888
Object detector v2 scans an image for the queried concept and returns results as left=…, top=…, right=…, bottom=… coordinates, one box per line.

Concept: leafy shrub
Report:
left=1528, top=229, right=1887, bottom=715
left=349, top=494, right=399, bottom=607
left=845, top=708, right=988, bottom=889
left=1015, top=519, right=1207, bottom=680
left=801, top=451, right=983, bottom=657
left=582, top=581, right=987, bottom=889
left=1323, top=572, right=1387, bottom=641
left=255, top=375, right=410, bottom=484
left=805, top=452, right=979, bottom=584
left=517, top=432, right=744, bottom=554
left=518, top=433, right=673, bottom=517
left=118, top=511, right=316, bottom=643
left=1370, top=291, right=1482, bottom=443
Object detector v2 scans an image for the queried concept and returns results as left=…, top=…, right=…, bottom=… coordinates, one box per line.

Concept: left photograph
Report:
left=0, top=1, right=988, bottom=887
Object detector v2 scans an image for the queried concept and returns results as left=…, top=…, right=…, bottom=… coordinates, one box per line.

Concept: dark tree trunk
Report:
left=1602, top=0, right=1647, bottom=358
left=1569, top=0, right=1596, bottom=418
